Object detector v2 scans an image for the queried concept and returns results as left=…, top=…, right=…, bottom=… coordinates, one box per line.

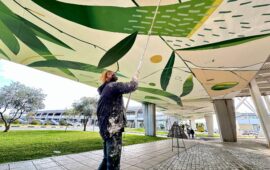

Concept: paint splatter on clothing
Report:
left=97, top=80, right=138, bottom=140
left=98, top=132, right=122, bottom=170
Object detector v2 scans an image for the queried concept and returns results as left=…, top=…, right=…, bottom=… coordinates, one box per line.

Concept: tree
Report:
left=62, top=108, right=78, bottom=132
left=26, top=112, right=36, bottom=123
left=0, top=82, right=46, bottom=132
left=72, top=97, right=97, bottom=131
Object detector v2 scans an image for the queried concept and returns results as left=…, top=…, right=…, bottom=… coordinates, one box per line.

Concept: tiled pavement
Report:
left=0, top=139, right=270, bottom=170
left=0, top=139, right=196, bottom=170
left=152, top=143, right=270, bottom=169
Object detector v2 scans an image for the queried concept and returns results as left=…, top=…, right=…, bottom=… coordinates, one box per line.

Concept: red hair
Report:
left=100, top=70, right=114, bottom=83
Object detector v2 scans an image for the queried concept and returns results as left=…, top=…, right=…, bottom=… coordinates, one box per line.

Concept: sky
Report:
left=0, top=59, right=141, bottom=110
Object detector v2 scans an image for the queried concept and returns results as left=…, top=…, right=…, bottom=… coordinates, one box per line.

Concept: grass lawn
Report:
left=125, top=128, right=168, bottom=135
left=0, top=130, right=166, bottom=163
left=125, top=128, right=221, bottom=137
left=125, top=128, right=145, bottom=133
left=195, top=132, right=220, bottom=138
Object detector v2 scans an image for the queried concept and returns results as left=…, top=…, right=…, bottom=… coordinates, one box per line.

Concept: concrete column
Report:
left=263, top=96, right=270, bottom=115
left=190, top=118, right=196, bottom=130
left=249, top=79, right=270, bottom=147
left=134, top=109, right=139, bottom=128
left=204, top=114, right=214, bottom=137
left=213, top=99, right=237, bottom=142
left=45, top=113, right=48, bottom=121
left=258, top=127, right=265, bottom=138
left=143, top=102, right=156, bottom=136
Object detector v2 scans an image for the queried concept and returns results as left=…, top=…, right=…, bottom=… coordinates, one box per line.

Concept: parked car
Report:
left=73, top=122, right=82, bottom=127
left=18, top=119, right=28, bottom=124
left=62, top=120, right=73, bottom=126
left=38, top=120, right=45, bottom=125
left=50, top=120, right=59, bottom=125
left=241, top=130, right=258, bottom=135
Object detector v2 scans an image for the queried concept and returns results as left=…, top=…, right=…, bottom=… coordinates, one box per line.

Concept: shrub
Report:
left=31, top=120, right=41, bottom=125
left=59, top=119, right=67, bottom=126
left=0, top=118, right=20, bottom=124
left=44, top=120, right=52, bottom=125
left=13, top=119, right=20, bottom=124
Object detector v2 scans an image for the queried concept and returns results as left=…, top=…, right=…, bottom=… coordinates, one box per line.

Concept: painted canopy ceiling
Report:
left=0, top=0, right=270, bottom=117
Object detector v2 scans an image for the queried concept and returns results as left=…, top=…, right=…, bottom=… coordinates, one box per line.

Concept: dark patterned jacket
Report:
left=97, top=80, right=138, bottom=140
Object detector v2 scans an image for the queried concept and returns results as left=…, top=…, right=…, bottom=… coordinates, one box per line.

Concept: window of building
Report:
left=54, top=113, right=61, bottom=116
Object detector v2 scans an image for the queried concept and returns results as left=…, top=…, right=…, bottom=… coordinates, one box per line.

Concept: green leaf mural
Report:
left=23, top=19, right=73, bottom=50
left=160, top=52, right=175, bottom=91
left=149, top=83, right=156, bottom=86
left=98, top=32, right=138, bottom=68
left=138, top=87, right=182, bottom=106
left=180, top=33, right=270, bottom=51
left=0, top=1, right=75, bottom=78
left=180, top=74, right=194, bottom=97
left=144, top=96, right=163, bottom=101
left=211, top=82, right=239, bottom=91
left=0, top=49, right=10, bottom=60
left=1, top=14, right=54, bottom=60
left=29, top=59, right=105, bottom=72
left=28, top=60, right=126, bottom=78
left=0, top=20, right=20, bottom=54
left=0, top=2, right=72, bottom=51
left=32, top=0, right=220, bottom=37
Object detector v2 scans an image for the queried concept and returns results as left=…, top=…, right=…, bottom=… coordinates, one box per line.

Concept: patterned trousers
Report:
left=98, top=132, right=122, bottom=170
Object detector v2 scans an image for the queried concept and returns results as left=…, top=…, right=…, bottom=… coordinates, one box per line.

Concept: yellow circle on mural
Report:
left=150, top=55, right=162, bottom=63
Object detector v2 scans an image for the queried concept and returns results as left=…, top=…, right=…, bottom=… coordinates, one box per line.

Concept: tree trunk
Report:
left=92, top=118, right=95, bottom=132
left=4, top=124, right=10, bottom=132
left=83, top=118, right=89, bottom=131
left=65, top=125, right=68, bottom=132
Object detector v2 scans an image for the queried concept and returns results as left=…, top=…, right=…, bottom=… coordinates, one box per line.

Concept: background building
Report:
left=236, top=112, right=260, bottom=135
left=32, top=106, right=170, bottom=129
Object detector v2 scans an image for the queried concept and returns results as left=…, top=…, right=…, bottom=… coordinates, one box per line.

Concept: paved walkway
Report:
left=0, top=139, right=269, bottom=170
left=152, top=142, right=270, bottom=169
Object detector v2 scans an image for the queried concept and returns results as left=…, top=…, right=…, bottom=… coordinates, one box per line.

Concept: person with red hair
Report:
left=97, top=70, right=138, bottom=170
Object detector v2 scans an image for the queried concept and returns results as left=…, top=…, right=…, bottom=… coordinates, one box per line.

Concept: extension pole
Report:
left=124, top=0, right=162, bottom=113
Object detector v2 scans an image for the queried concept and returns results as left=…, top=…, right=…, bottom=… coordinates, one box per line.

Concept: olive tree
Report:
left=72, top=97, right=97, bottom=131
left=0, top=82, right=46, bottom=132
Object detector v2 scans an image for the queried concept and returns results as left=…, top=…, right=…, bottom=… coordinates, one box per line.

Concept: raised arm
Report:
left=113, top=78, right=138, bottom=94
